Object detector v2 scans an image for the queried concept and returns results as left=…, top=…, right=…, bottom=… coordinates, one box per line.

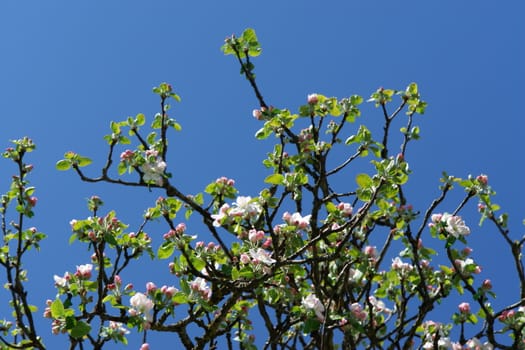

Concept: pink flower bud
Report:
left=252, top=109, right=262, bottom=120
left=476, top=174, right=488, bottom=185
left=458, top=302, right=470, bottom=314
left=307, top=94, right=318, bottom=105
left=482, top=279, right=492, bottom=290
left=146, top=282, right=157, bottom=293
left=140, top=343, right=150, bottom=350
left=240, top=253, right=251, bottom=264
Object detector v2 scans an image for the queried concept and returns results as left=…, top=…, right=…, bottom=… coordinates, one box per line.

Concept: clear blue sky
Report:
left=1, top=1, right=524, bottom=348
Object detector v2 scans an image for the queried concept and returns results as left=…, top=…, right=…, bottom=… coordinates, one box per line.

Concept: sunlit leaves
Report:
left=56, top=152, right=92, bottom=170
left=221, top=28, right=262, bottom=58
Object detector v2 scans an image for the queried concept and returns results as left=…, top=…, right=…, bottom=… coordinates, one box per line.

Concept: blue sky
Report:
left=1, top=1, right=524, bottom=348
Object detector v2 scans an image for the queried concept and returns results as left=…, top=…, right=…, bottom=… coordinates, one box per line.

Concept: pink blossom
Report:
left=146, top=282, right=157, bottom=293
left=307, top=93, right=319, bottom=104
left=160, top=285, right=178, bottom=297
left=391, top=257, right=413, bottom=273
left=75, top=264, right=93, bottom=279
left=140, top=158, right=167, bottom=186
left=211, top=203, right=230, bottom=227
left=482, top=279, right=492, bottom=290
left=262, top=237, right=272, bottom=249
left=139, top=343, right=150, bottom=350
left=120, top=149, right=134, bottom=162
left=229, top=196, right=261, bottom=218
left=249, top=248, right=276, bottom=265
left=189, top=277, right=212, bottom=300
left=129, top=292, right=154, bottom=321
left=283, top=212, right=311, bottom=229
left=53, top=273, right=70, bottom=288
left=350, top=302, right=367, bottom=321
left=476, top=174, right=489, bottom=185
left=337, top=202, right=353, bottom=216
left=240, top=253, right=251, bottom=264
left=368, top=296, right=392, bottom=314
left=431, top=212, right=470, bottom=237
left=248, top=229, right=265, bottom=242
left=364, top=245, right=377, bottom=258
left=458, top=302, right=471, bottom=314
left=466, top=337, right=493, bottom=350
left=302, top=294, right=325, bottom=320
left=444, top=213, right=470, bottom=237
left=252, top=109, right=262, bottom=120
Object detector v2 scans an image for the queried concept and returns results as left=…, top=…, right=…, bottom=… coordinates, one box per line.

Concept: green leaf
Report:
left=70, top=321, right=91, bottom=339
left=50, top=299, right=65, bottom=318
left=56, top=159, right=71, bottom=171
left=77, top=156, right=92, bottom=167
left=356, top=173, right=372, bottom=188
left=172, top=122, right=182, bottom=131
left=104, top=232, right=118, bottom=246
left=264, top=174, right=284, bottom=185
left=136, top=113, right=145, bottom=126
left=157, top=242, right=175, bottom=259
left=303, top=318, right=320, bottom=333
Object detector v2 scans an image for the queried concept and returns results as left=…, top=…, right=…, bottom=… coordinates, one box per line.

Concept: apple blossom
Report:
left=302, top=293, right=325, bottom=320
left=129, top=292, right=154, bottom=322
left=189, top=277, right=212, bottom=300
left=140, top=157, right=167, bottom=186
left=229, top=196, right=262, bottom=218
left=337, top=202, right=353, bottom=216
left=307, top=93, right=319, bottom=104
left=75, top=264, right=93, bottom=279
left=458, top=302, right=471, bottom=314
left=466, top=337, right=493, bottom=350
left=283, top=211, right=311, bottom=229
left=211, top=203, right=230, bottom=227
left=248, top=229, right=265, bottom=242
left=368, top=296, right=392, bottom=314
left=248, top=248, right=276, bottom=265
left=350, top=302, right=367, bottom=321
left=252, top=109, right=262, bottom=120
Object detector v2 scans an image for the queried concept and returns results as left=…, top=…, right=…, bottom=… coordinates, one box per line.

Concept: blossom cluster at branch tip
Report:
left=307, top=93, right=319, bottom=105
left=215, top=176, right=235, bottom=187
left=211, top=196, right=262, bottom=227
left=458, top=302, right=471, bottom=314
left=282, top=211, right=311, bottom=229
left=75, top=264, right=93, bottom=279
left=430, top=212, right=470, bottom=238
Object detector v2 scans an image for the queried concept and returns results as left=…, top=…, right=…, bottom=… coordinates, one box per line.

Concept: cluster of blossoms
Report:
left=391, top=256, right=414, bottom=275
left=245, top=248, right=275, bottom=265
left=211, top=196, right=262, bottom=227
left=195, top=241, right=222, bottom=255
left=163, top=223, right=187, bottom=240
left=430, top=213, right=471, bottom=238
left=282, top=211, right=311, bottom=229
left=297, top=126, right=314, bottom=152
left=120, top=149, right=167, bottom=186
left=189, top=277, right=212, bottom=301
left=420, top=320, right=493, bottom=350
left=453, top=257, right=482, bottom=276
left=129, top=292, right=154, bottom=323
left=368, top=296, right=392, bottom=314
left=140, top=150, right=167, bottom=186
left=302, top=293, right=325, bottom=321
